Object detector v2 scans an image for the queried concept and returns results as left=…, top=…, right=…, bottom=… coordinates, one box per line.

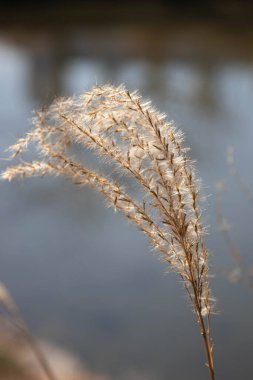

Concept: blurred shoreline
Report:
left=1, top=1, right=253, bottom=30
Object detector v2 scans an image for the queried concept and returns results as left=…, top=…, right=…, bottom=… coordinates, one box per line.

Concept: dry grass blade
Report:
left=2, top=84, right=215, bottom=379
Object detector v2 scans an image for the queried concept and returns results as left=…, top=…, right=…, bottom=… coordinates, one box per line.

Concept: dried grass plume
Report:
left=2, top=84, right=215, bottom=379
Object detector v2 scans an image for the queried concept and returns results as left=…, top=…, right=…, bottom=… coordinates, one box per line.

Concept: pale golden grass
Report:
left=0, top=282, right=57, bottom=380
left=0, top=331, right=110, bottom=380
left=0, top=282, right=113, bottom=380
left=2, top=84, right=215, bottom=379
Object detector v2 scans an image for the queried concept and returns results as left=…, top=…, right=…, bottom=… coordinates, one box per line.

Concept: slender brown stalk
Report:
left=198, top=311, right=215, bottom=380
left=2, top=84, right=215, bottom=379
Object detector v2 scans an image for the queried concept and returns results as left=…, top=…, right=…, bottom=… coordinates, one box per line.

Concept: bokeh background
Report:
left=1, top=1, right=253, bottom=379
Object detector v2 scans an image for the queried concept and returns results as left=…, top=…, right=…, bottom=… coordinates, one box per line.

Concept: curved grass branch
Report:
left=2, top=84, right=215, bottom=379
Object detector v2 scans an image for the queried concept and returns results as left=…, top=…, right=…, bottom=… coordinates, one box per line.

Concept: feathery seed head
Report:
left=2, top=84, right=214, bottom=318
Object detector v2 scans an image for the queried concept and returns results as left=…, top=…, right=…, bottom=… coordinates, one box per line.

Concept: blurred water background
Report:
left=0, top=2, right=253, bottom=379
